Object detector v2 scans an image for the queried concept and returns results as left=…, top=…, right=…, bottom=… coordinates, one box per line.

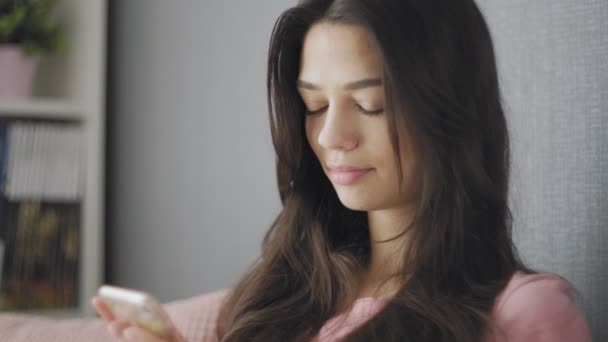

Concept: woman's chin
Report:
left=335, top=193, right=376, bottom=211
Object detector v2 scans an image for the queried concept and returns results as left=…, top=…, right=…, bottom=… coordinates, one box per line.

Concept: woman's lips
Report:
left=328, top=167, right=373, bottom=185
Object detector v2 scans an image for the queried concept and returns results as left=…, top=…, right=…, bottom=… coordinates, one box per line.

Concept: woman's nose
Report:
left=316, top=106, right=359, bottom=151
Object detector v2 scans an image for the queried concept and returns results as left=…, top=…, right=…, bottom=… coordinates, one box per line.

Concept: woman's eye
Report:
left=304, top=106, right=328, bottom=116
left=356, top=104, right=384, bottom=115
left=304, top=104, right=384, bottom=116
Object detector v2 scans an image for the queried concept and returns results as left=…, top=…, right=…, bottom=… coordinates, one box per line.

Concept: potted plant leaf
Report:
left=0, top=0, right=66, bottom=98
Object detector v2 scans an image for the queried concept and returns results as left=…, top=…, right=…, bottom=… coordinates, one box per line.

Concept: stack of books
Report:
left=0, top=121, right=82, bottom=311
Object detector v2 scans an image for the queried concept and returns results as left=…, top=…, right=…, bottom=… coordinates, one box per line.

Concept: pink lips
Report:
left=328, top=165, right=373, bottom=185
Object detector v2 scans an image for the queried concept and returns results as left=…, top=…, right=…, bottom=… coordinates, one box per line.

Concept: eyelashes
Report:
left=304, top=106, right=328, bottom=116
left=304, top=104, right=384, bottom=116
left=356, top=104, right=384, bottom=115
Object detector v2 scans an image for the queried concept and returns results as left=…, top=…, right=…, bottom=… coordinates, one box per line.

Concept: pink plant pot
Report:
left=0, top=45, right=40, bottom=98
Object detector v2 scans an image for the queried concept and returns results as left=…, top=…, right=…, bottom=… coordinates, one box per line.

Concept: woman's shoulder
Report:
left=494, top=271, right=573, bottom=311
left=490, top=271, right=592, bottom=341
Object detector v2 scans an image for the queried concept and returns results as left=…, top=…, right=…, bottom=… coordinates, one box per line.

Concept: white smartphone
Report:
left=97, top=285, right=176, bottom=339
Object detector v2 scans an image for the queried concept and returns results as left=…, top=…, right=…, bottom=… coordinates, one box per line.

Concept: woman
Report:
left=94, top=0, right=592, bottom=341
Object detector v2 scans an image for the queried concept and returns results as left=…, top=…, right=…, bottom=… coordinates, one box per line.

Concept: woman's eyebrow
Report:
left=296, top=78, right=382, bottom=91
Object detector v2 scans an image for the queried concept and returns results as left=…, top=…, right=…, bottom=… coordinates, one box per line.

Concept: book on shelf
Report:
left=0, top=120, right=82, bottom=312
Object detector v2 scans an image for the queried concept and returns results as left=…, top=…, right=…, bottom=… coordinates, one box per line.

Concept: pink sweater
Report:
left=0, top=271, right=592, bottom=341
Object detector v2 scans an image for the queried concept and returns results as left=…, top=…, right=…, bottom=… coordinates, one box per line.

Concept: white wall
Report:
left=476, top=1, right=606, bottom=339
left=107, top=1, right=286, bottom=301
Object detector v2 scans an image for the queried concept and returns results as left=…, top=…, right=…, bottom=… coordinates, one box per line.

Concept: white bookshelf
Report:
left=0, top=0, right=106, bottom=318
left=0, top=98, right=83, bottom=120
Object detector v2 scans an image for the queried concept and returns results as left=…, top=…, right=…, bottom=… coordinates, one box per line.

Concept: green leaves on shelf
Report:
left=0, top=0, right=68, bottom=55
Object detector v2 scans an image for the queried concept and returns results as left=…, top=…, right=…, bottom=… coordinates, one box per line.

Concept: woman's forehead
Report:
left=299, top=22, right=383, bottom=87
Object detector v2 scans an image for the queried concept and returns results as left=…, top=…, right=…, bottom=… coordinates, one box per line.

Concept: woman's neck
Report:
left=354, top=268, right=401, bottom=299
left=359, top=207, right=415, bottom=299
left=366, top=208, right=413, bottom=272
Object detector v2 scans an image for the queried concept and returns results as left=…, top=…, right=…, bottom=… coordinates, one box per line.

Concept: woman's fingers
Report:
left=108, top=320, right=132, bottom=338
left=91, top=296, right=115, bottom=321
left=108, top=320, right=185, bottom=342
left=91, top=296, right=184, bottom=341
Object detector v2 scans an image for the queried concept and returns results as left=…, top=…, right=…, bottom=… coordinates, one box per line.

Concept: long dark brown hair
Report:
left=217, top=0, right=532, bottom=340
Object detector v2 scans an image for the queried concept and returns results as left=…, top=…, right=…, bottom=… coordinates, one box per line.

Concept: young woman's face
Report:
left=298, top=22, right=419, bottom=211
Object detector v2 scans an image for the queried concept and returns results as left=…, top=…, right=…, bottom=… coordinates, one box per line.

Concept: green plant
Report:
left=0, top=0, right=66, bottom=56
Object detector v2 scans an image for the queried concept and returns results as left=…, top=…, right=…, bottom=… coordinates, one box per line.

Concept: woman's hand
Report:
left=91, top=296, right=185, bottom=342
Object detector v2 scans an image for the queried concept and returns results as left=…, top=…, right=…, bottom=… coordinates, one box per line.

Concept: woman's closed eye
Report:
left=304, top=104, right=384, bottom=116
left=356, top=104, right=384, bottom=115
left=304, top=105, right=328, bottom=116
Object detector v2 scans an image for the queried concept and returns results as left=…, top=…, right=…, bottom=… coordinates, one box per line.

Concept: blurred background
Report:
left=0, top=0, right=605, bottom=340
